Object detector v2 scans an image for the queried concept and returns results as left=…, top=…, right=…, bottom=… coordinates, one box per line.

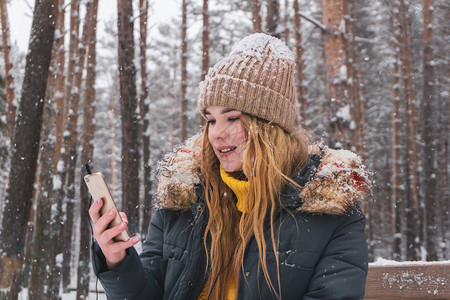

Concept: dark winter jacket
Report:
left=92, top=134, right=370, bottom=300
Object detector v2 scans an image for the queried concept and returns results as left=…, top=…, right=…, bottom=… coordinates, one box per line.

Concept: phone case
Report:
left=84, top=172, right=130, bottom=241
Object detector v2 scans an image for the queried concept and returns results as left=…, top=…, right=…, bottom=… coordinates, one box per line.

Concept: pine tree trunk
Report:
left=29, top=58, right=56, bottom=300
left=76, top=1, right=98, bottom=298
left=353, top=65, right=368, bottom=159
left=139, top=0, right=153, bottom=235
left=201, top=0, right=210, bottom=82
left=53, top=0, right=67, bottom=174
left=342, top=1, right=354, bottom=106
left=0, top=1, right=57, bottom=298
left=21, top=192, right=36, bottom=289
left=252, top=0, right=262, bottom=32
left=437, top=88, right=448, bottom=259
left=55, top=0, right=80, bottom=173
left=0, top=115, right=6, bottom=218
left=53, top=3, right=77, bottom=287
left=283, top=0, right=289, bottom=42
left=342, top=1, right=358, bottom=150
left=180, top=0, right=188, bottom=143
left=28, top=2, right=65, bottom=296
left=118, top=0, right=140, bottom=234
left=293, top=0, right=307, bottom=124
left=59, top=0, right=91, bottom=290
left=266, top=0, right=280, bottom=38
left=341, top=4, right=371, bottom=247
left=200, top=0, right=209, bottom=127
left=54, top=149, right=69, bottom=292
left=434, top=3, right=448, bottom=259
left=396, top=0, right=421, bottom=261
left=109, top=74, right=119, bottom=195
left=0, top=0, right=14, bottom=211
left=391, top=2, right=403, bottom=260
left=54, top=2, right=79, bottom=289
left=54, top=149, right=70, bottom=292
left=321, top=0, right=350, bottom=149
left=354, top=64, right=371, bottom=257
left=0, top=0, right=15, bottom=140
left=421, top=0, right=438, bottom=261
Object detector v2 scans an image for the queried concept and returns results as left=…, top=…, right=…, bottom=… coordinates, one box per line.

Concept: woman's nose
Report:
left=211, top=121, right=229, bottom=140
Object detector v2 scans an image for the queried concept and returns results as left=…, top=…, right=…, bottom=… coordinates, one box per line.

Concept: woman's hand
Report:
left=89, top=198, right=140, bottom=270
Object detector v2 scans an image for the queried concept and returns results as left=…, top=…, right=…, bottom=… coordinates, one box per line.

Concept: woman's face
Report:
left=206, top=106, right=246, bottom=172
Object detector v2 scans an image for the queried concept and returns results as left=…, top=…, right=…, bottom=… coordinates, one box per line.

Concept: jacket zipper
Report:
left=185, top=203, right=208, bottom=299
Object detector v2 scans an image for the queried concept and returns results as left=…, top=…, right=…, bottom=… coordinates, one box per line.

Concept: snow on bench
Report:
left=365, top=259, right=450, bottom=299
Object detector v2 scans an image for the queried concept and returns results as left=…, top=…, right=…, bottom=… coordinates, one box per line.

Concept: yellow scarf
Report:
left=219, top=166, right=254, bottom=213
left=197, top=166, right=252, bottom=300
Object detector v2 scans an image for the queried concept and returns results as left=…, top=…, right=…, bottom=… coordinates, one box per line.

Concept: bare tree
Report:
left=139, top=0, right=153, bottom=235
left=252, top=0, right=262, bottom=32
left=293, top=0, right=307, bottom=123
left=76, top=1, right=98, bottom=298
left=55, top=0, right=80, bottom=172
left=434, top=1, right=448, bottom=259
left=28, top=1, right=65, bottom=298
left=321, top=0, right=351, bottom=149
left=0, top=72, right=7, bottom=209
left=266, top=0, right=280, bottom=38
left=394, top=0, right=421, bottom=261
left=283, top=0, right=290, bottom=42
left=58, top=0, right=91, bottom=290
left=0, top=0, right=15, bottom=140
left=109, top=73, right=119, bottom=194
left=53, top=2, right=79, bottom=286
left=420, top=0, right=439, bottom=261
left=118, top=0, right=140, bottom=234
left=201, top=0, right=210, bottom=83
left=391, top=1, right=404, bottom=260
left=180, top=0, right=188, bottom=143
left=200, top=0, right=209, bottom=127
left=29, top=54, right=56, bottom=300
left=0, top=0, right=58, bottom=298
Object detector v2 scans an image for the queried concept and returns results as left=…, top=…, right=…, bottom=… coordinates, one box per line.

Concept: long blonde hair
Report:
left=200, top=113, right=310, bottom=299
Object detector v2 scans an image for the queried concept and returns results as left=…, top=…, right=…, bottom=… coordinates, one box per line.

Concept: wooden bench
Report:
left=365, top=262, right=450, bottom=299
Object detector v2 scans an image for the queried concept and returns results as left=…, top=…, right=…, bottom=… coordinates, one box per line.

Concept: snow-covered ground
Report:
left=18, top=273, right=106, bottom=300
left=18, top=242, right=144, bottom=299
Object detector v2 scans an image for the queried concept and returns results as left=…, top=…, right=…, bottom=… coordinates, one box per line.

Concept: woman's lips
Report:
left=217, top=146, right=237, bottom=158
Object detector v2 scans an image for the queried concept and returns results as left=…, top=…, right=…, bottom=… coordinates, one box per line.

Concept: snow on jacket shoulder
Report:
left=92, top=134, right=370, bottom=299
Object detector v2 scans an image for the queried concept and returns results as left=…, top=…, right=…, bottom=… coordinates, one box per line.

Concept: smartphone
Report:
left=84, top=172, right=130, bottom=241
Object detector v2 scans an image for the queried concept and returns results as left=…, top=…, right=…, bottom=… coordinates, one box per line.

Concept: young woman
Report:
left=89, top=33, right=370, bottom=299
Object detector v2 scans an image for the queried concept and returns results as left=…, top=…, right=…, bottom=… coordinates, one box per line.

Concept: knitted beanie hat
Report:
left=199, top=33, right=297, bottom=133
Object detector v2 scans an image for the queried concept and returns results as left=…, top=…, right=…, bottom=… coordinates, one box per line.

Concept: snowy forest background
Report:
left=0, top=0, right=448, bottom=299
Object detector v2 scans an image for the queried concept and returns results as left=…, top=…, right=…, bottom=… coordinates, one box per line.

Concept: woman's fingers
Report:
left=88, top=198, right=137, bottom=268
left=98, top=220, right=125, bottom=245
left=109, top=236, right=140, bottom=253
left=93, top=208, right=118, bottom=239
left=119, top=212, right=128, bottom=224
left=88, top=197, right=103, bottom=223
left=99, top=221, right=139, bottom=247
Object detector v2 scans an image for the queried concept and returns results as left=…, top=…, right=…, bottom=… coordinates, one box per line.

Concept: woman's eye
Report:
left=228, top=117, right=240, bottom=122
left=207, top=119, right=216, bottom=124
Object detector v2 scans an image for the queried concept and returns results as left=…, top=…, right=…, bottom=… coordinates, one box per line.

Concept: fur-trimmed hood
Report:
left=155, top=133, right=370, bottom=215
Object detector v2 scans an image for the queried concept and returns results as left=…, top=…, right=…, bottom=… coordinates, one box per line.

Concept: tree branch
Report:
left=298, top=11, right=326, bottom=31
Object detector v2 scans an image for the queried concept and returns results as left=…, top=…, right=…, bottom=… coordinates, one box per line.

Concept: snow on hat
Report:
left=199, top=33, right=298, bottom=133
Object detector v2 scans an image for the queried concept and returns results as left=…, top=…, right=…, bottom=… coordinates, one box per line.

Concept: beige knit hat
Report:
left=199, top=33, right=297, bottom=133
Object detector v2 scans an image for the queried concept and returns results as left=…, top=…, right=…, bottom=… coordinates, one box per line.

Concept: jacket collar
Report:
left=155, top=134, right=370, bottom=215
left=280, top=153, right=321, bottom=209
